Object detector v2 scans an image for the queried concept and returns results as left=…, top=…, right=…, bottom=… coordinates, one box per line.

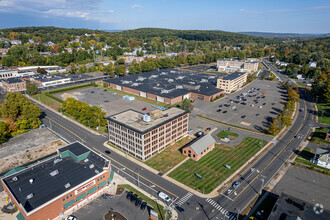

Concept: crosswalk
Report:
left=206, top=198, right=238, bottom=220
left=176, top=192, right=193, bottom=206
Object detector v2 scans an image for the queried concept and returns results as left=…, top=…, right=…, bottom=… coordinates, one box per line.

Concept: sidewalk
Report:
left=26, top=94, right=102, bottom=136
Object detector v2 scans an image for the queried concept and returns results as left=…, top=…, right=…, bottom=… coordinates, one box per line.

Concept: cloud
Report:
left=240, top=5, right=330, bottom=14
left=131, top=4, right=144, bottom=9
left=239, top=9, right=245, bottom=12
left=0, top=0, right=118, bottom=24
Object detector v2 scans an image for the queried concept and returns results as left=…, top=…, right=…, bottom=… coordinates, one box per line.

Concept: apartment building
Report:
left=107, top=107, right=189, bottom=161
left=217, top=59, right=258, bottom=73
left=217, top=72, right=248, bottom=93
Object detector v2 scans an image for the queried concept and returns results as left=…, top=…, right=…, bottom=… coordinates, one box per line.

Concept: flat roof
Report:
left=221, top=72, right=247, bottom=81
left=107, top=107, right=188, bottom=134
left=1, top=78, right=23, bottom=84
left=1, top=142, right=109, bottom=214
left=104, top=68, right=223, bottom=99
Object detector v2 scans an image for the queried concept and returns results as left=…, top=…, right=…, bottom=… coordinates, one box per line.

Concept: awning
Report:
left=108, top=170, right=114, bottom=183
left=63, top=199, right=75, bottom=209
left=98, top=180, right=107, bottom=188
left=16, top=212, right=25, bottom=220
left=87, top=186, right=97, bottom=195
left=76, top=192, right=87, bottom=201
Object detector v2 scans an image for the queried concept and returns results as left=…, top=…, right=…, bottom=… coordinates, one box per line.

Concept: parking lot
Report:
left=193, top=79, right=287, bottom=133
left=72, top=191, right=151, bottom=220
left=54, top=87, right=158, bottom=116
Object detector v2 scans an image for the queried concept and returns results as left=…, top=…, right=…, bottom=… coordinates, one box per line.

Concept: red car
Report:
left=142, top=107, right=147, bottom=111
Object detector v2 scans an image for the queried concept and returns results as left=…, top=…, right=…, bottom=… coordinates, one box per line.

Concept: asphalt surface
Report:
left=34, top=62, right=318, bottom=220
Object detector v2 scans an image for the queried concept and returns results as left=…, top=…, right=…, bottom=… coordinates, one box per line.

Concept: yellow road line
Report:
left=234, top=99, right=307, bottom=200
left=93, top=147, right=178, bottom=199
left=46, top=116, right=86, bottom=143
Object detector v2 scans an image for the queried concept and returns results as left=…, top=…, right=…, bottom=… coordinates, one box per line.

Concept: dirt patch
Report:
left=116, top=187, right=124, bottom=196
left=61, top=92, right=82, bottom=100
left=0, top=128, right=65, bottom=173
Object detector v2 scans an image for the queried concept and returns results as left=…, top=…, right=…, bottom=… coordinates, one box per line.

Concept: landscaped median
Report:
left=168, top=137, right=267, bottom=194
left=216, top=130, right=239, bottom=140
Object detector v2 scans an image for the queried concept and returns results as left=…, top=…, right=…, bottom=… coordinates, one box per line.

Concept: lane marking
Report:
left=233, top=99, right=307, bottom=200
left=93, top=147, right=178, bottom=199
left=46, top=116, right=86, bottom=143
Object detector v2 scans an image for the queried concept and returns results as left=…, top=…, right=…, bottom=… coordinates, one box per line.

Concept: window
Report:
left=70, top=194, right=72, bottom=197
left=97, top=178, right=99, bottom=181
left=63, top=198, right=65, bottom=201
left=66, top=196, right=69, bottom=199
left=193, top=155, right=196, bottom=158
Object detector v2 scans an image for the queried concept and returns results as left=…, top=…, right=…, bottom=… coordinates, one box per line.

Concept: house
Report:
left=0, top=48, right=9, bottom=55
left=10, top=40, right=22, bottom=45
left=182, top=133, right=216, bottom=161
left=308, top=61, right=317, bottom=68
left=312, top=148, right=330, bottom=169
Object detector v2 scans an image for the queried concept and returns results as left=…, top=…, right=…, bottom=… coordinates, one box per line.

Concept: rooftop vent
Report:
left=150, top=75, right=158, bottom=78
left=29, top=179, right=34, bottom=184
left=12, top=176, right=18, bottom=182
left=168, top=79, right=174, bottom=82
left=188, top=82, right=195, bottom=85
left=26, top=193, right=34, bottom=200
left=201, top=79, right=208, bottom=82
left=84, top=159, right=89, bottom=163
left=143, top=114, right=151, bottom=122
left=170, top=70, right=176, bottom=73
left=161, top=72, right=167, bottom=75
left=177, top=76, right=185, bottom=80
left=50, top=170, right=59, bottom=177
left=161, top=89, right=169, bottom=94
left=65, top=183, right=71, bottom=189
left=176, top=85, right=183, bottom=89
left=95, top=170, right=100, bottom=174
left=54, top=158, right=62, bottom=164
left=132, top=83, right=139, bottom=86
left=122, top=80, right=131, bottom=84
left=89, top=164, right=95, bottom=169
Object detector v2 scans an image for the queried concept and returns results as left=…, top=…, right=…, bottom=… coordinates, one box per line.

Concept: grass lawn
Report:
left=310, top=128, right=330, bottom=145
left=168, top=137, right=267, bottom=194
left=316, top=103, right=330, bottom=124
left=119, top=184, right=171, bottom=220
left=216, top=130, right=239, bottom=140
left=145, top=137, right=192, bottom=174
left=33, top=93, right=62, bottom=110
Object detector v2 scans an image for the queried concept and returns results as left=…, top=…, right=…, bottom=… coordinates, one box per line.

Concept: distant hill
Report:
left=238, top=32, right=330, bottom=39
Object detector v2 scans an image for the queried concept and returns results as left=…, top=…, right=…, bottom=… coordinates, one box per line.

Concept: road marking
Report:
left=93, top=147, right=178, bottom=199
left=176, top=192, right=193, bottom=206
left=220, top=193, right=234, bottom=201
left=206, top=198, right=227, bottom=213
left=233, top=99, right=307, bottom=200
left=46, top=116, right=86, bottom=143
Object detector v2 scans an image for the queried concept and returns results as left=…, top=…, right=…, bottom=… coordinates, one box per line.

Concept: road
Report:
left=37, top=62, right=316, bottom=219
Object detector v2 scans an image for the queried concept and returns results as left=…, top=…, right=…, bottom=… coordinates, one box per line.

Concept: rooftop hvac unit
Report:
left=143, top=114, right=151, bottom=122
left=176, top=85, right=183, bottom=89
left=64, top=183, right=71, bottom=189
left=84, top=159, right=89, bottom=163
left=161, top=72, right=167, bottom=75
left=89, top=164, right=95, bottom=169
left=201, top=79, right=208, bottom=82
left=29, top=179, right=34, bottom=184
left=168, top=79, right=174, bottom=82
left=122, top=80, right=131, bottom=84
left=54, top=158, right=62, bottom=164
left=161, top=90, right=169, bottom=94
left=132, top=83, right=139, bottom=86
left=26, top=193, right=34, bottom=200
left=12, top=176, right=18, bottom=182
left=170, top=70, right=176, bottom=73
left=50, top=170, right=59, bottom=177
left=150, top=75, right=158, bottom=78
left=95, top=170, right=100, bottom=174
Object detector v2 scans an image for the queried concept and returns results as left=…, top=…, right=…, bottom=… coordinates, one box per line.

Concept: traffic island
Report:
left=104, top=211, right=127, bottom=220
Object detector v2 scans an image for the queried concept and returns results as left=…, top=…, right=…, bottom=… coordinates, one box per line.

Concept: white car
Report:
left=158, top=191, right=171, bottom=202
left=259, top=106, right=263, bottom=109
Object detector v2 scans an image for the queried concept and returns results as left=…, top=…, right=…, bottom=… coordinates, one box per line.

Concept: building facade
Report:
left=107, top=108, right=189, bottom=161
left=217, top=59, right=258, bottom=73
left=0, top=69, right=19, bottom=79
left=1, top=142, right=112, bottom=220
left=217, top=72, right=248, bottom=93
left=1, top=78, right=26, bottom=92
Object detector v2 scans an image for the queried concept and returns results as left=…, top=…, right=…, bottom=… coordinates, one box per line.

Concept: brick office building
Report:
left=107, top=107, right=189, bottom=161
left=182, top=133, right=216, bottom=161
left=1, top=78, right=26, bottom=92
left=1, top=142, right=112, bottom=220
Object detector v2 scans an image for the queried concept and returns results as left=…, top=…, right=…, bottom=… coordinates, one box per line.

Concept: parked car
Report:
left=251, top=104, right=254, bottom=107
left=217, top=109, right=222, bottom=112
left=188, top=129, right=193, bottom=133
left=158, top=191, right=171, bottom=202
left=263, top=103, right=266, bottom=105
left=232, top=106, right=236, bottom=109
left=223, top=111, right=227, bottom=113
left=105, top=150, right=111, bottom=154
left=196, top=131, right=204, bottom=137
left=218, top=104, right=223, bottom=107
left=102, top=193, right=111, bottom=199
left=234, top=109, right=238, bottom=112
left=135, top=198, right=142, bottom=207
left=66, top=215, right=77, bottom=220
left=175, top=204, right=185, bottom=213
left=256, top=113, right=260, bottom=116
left=130, top=194, right=138, bottom=202
left=142, top=107, right=147, bottom=111
left=140, top=202, right=147, bottom=210
left=205, top=127, right=211, bottom=132
left=126, top=191, right=133, bottom=200
left=259, top=106, right=263, bottom=109
left=241, top=115, right=246, bottom=119
left=232, top=181, right=240, bottom=188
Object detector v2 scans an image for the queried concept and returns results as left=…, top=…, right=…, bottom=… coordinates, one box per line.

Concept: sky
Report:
left=0, top=0, right=329, bottom=33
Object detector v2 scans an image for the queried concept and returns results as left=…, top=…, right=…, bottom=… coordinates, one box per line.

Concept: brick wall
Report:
left=182, top=142, right=215, bottom=161
left=122, top=86, right=140, bottom=95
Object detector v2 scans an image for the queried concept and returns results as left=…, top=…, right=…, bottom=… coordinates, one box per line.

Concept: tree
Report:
left=115, top=58, right=125, bottom=65
left=103, top=82, right=108, bottom=88
left=70, top=63, right=78, bottom=74
left=26, top=83, right=40, bottom=96
left=247, top=74, right=254, bottom=83
left=268, top=118, right=280, bottom=135
left=37, top=67, right=47, bottom=74
left=181, top=98, right=193, bottom=111
left=114, top=65, right=126, bottom=75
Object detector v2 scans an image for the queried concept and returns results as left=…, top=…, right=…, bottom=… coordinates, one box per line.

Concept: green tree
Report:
left=26, top=83, right=40, bottom=96
left=37, top=67, right=47, bottom=74
left=268, top=118, right=280, bottom=135
left=114, top=65, right=126, bottom=75
left=181, top=98, right=193, bottom=111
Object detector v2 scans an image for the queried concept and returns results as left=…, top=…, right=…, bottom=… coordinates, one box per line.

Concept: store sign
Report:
left=75, top=180, right=95, bottom=195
